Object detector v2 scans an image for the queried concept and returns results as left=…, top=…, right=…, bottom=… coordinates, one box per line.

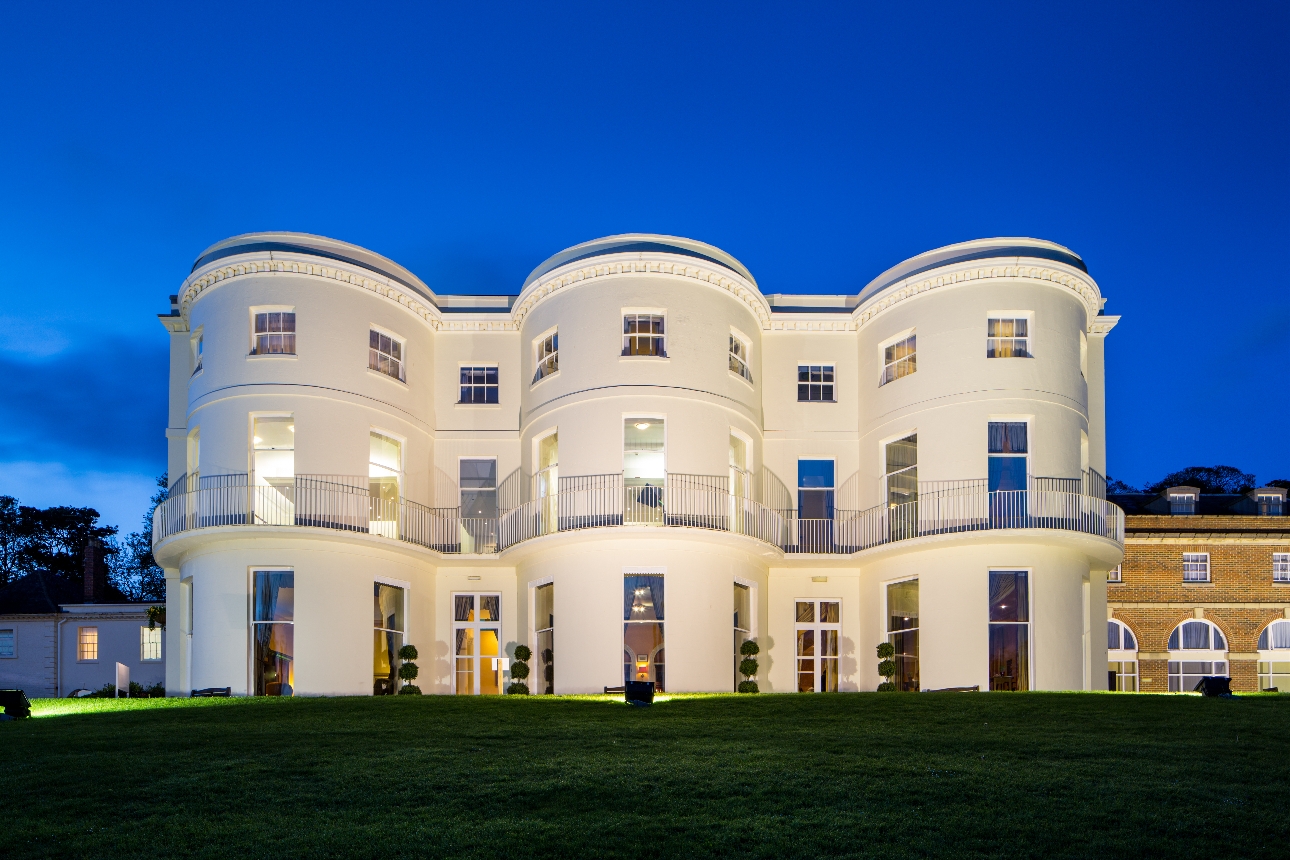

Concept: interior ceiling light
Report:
left=634, top=422, right=650, bottom=430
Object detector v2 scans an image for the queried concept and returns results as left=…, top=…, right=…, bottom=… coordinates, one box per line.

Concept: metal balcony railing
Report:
left=154, top=472, right=1124, bottom=554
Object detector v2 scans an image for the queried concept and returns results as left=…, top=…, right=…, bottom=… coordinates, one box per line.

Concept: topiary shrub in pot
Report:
left=876, top=641, right=896, bottom=691
left=737, top=639, right=760, bottom=693
left=507, top=645, right=531, bottom=695
left=397, top=644, right=422, bottom=694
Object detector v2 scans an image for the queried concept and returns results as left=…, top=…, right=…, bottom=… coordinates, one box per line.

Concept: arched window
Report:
left=1166, top=619, right=1227, bottom=692
left=1107, top=620, right=1138, bottom=691
left=1257, top=619, right=1290, bottom=692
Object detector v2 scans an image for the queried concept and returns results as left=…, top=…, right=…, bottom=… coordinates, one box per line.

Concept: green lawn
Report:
left=2, top=693, right=1287, bottom=859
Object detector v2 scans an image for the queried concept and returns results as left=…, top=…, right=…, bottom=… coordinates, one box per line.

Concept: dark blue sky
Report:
left=0, top=2, right=1286, bottom=533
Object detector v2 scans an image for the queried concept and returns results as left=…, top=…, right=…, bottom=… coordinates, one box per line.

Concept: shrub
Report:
left=738, top=657, right=759, bottom=678
left=737, top=680, right=759, bottom=694
left=513, top=644, right=532, bottom=662
left=398, top=644, right=418, bottom=661
left=740, top=640, right=760, bottom=657
left=509, top=644, right=531, bottom=694
left=876, top=642, right=895, bottom=659
left=397, top=684, right=422, bottom=695
left=396, top=644, right=420, bottom=692
left=510, top=661, right=530, bottom=680
left=738, top=640, right=760, bottom=692
left=878, top=659, right=896, bottom=678
left=876, top=641, right=897, bottom=691
left=876, top=682, right=897, bottom=692
left=397, top=662, right=419, bottom=682
left=506, top=682, right=530, bottom=695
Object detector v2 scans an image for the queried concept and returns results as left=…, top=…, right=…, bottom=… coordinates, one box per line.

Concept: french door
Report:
left=453, top=593, right=502, bottom=695
left=795, top=599, right=840, bottom=692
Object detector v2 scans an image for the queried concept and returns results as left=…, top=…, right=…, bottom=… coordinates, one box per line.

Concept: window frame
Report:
left=1166, top=618, right=1227, bottom=653
left=1182, top=552, right=1210, bottom=583
left=728, top=330, right=754, bottom=385
left=986, top=311, right=1034, bottom=359
left=987, top=569, right=1032, bottom=692
left=248, top=306, right=297, bottom=357
left=1107, top=618, right=1139, bottom=692
left=621, top=310, right=667, bottom=358
left=530, top=578, right=555, bottom=695
left=532, top=327, right=559, bottom=385
left=793, top=598, right=841, bottom=693
left=733, top=579, right=756, bottom=691
left=879, top=329, right=916, bottom=387
left=1107, top=564, right=1122, bottom=583
left=190, top=327, right=204, bottom=377
left=140, top=625, right=163, bottom=662
left=248, top=566, right=296, bottom=697
left=884, top=577, right=919, bottom=692
left=623, top=567, right=666, bottom=692
left=373, top=579, right=409, bottom=695
left=797, top=363, right=836, bottom=402
left=368, top=325, right=406, bottom=383
left=0, top=627, right=15, bottom=659
left=77, top=626, right=99, bottom=662
left=1273, top=553, right=1289, bottom=583
left=452, top=591, right=504, bottom=696
left=457, top=364, right=500, bottom=405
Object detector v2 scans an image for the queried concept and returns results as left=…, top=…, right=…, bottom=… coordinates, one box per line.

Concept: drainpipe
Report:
left=57, top=616, right=69, bottom=698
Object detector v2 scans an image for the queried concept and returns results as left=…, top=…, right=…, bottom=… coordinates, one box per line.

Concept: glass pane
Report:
left=797, top=629, right=815, bottom=657
left=887, top=580, right=918, bottom=632
left=820, top=629, right=838, bottom=657
left=733, top=583, right=751, bottom=632
left=459, top=459, right=497, bottom=489
left=455, top=595, right=475, bottom=622
left=798, top=459, right=835, bottom=489
left=456, top=628, right=475, bottom=656
left=535, top=583, right=554, bottom=632
left=820, top=657, right=839, bottom=693
left=988, top=623, right=1029, bottom=691
left=253, top=622, right=294, bottom=696
left=1181, top=621, right=1209, bottom=650
left=988, top=422, right=1028, bottom=454
left=254, top=571, right=295, bottom=622
left=885, top=435, right=918, bottom=473
left=253, top=417, right=295, bottom=451
left=989, top=571, right=1028, bottom=622
left=455, top=657, right=474, bottom=695
left=481, top=656, right=501, bottom=695
left=537, top=629, right=555, bottom=695
left=1107, top=621, right=1121, bottom=650
left=373, top=629, right=402, bottom=696
left=820, top=602, right=840, bottom=624
left=988, top=456, right=1027, bottom=492
left=374, top=583, right=403, bottom=632
left=624, top=622, right=665, bottom=689
left=624, top=575, right=664, bottom=621
left=480, top=628, right=500, bottom=656
left=370, top=433, right=401, bottom=474
left=480, top=595, right=500, bottom=622
left=796, top=601, right=814, bottom=623
left=461, top=489, right=498, bottom=518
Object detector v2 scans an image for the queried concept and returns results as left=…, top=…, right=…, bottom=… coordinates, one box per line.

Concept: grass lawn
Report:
left=2, top=693, right=1287, bottom=859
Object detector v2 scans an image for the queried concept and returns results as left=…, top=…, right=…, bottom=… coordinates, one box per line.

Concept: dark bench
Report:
left=190, top=687, right=232, bottom=698
left=0, top=689, right=32, bottom=719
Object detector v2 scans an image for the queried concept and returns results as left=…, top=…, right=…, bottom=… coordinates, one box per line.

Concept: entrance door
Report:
left=453, top=593, right=502, bottom=695
left=794, top=599, right=840, bottom=692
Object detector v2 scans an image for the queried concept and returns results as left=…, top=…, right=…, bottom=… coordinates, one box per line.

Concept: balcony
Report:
left=154, top=472, right=1124, bottom=555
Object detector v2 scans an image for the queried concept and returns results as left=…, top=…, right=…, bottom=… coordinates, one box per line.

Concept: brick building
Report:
left=1108, top=485, right=1290, bottom=692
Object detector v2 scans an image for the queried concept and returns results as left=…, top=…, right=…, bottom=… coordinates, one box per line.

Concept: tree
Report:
left=108, top=474, right=167, bottom=601
left=1143, top=466, right=1256, bottom=495
left=1105, top=476, right=1138, bottom=494
left=0, top=495, right=117, bottom=589
left=1268, top=479, right=1290, bottom=491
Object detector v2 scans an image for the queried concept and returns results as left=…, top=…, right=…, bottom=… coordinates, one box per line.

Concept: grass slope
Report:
left=2, top=693, right=1287, bottom=859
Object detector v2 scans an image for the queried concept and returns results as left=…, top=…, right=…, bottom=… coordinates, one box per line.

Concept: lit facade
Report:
left=155, top=232, right=1124, bottom=696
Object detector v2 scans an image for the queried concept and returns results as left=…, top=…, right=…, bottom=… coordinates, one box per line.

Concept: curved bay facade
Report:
left=155, top=232, right=1124, bottom=696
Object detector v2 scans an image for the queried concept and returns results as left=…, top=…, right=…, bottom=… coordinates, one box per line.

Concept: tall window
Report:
left=454, top=594, right=501, bottom=695
left=186, top=428, right=200, bottom=488
left=988, top=422, right=1028, bottom=492
left=140, top=626, right=163, bottom=661
left=624, top=419, right=665, bottom=524
left=624, top=573, right=665, bottom=691
left=885, top=435, right=918, bottom=539
left=795, top=600, right=840, bottom=692
left=797, top=459, right=834, bottom=552
left=887, top=580, right=919, bottom=691
left=252, top=311, right=295, bottom=355
left=797, top=364, right=835, bottom=401
left=190, top=331, right=203, bottom=375
left=1167, top=619, right=1227, bottom=692
left=0, top=628, right=13, bottom=659
left=1257, top=620, right=1290, bottom=691
left=880, top=333, right=916, bottom=386
left=373, top=583, right=404, bottom=695
left=252, top=570, right=294, bottom=696
left=729, top=336, right=753, bottom=383
left=988, top=571, right=1029, bottom=691
left=459, top=366, right=499, bottom=404
left=533, top=331, right=558, bottom=383
left=535, top=583, right=554, bottom=695
left=622, top=314, right=666, bottom=357
left=1273, top=553, right=1289, bottom=582
left=369, top=329, right=405, bottom=381
left=369, top=432, right=402, bottom=537
left=537, top=433, right=558, bottom=534
left=252, top=416, right=295, bottom=524
left=77, top=626, right=98, bottom=661
left=1107, top=619, right=1138, bottom=691
left=1182, top=553, right=1210, bottom=582
left=459, top=459, right=497, bottom=553
left=987, top=318, right=1031, bottom=358
left=734, top=583, right=751, bottom=691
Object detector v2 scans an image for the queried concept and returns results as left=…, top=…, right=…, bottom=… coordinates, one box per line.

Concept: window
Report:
left=624, top=419, right=665, bottom=525
left=1257, top=620, right=1290, bottom=691
left=186, top=428, right=200, bottom=487
left=622, top=314, right=666, bottom=357
left=1258, top=494, right=1285, bottom=516
left=887, top=580, right=919, bottom=691
left=794, top=600, right=840, bottom=692
left=252, top=311, right=295, bottom=355
left=252, top=416, right=294, bottom=524
left=459, top=366, right=499, bottom=404
left=1168, top=619, right=1226, bottom=651
left=454, top=593, right=502, bottom=695
left=797, top=460, right=835, bottom=519
left=1182, top=553, right=1210, bottom=582
left=1108, top=564, right=1122, bottom=583
left=729, top=335, right=753, bottom=383
left=459, top=459, right=498, bottom=553
left=77, top=626, right=98, bottom=661
left=988, top=571, right=1029, bottom=691
left=797, top=365, right=835, bottom=401
left=1166, top=619, right=1227, bottom=692
left=252, top=571, right=294, bottom=696
left=885, top=434, right=918, bottom=539
left=1169, top=492, right=1197, bottom=515
left=369, top=329, right=404, bottom=381
left=624, top=573, right=665, bottom=690
left=0, top=628, right=14, bottom=658
left=190, top=330, right=203, bottom=376
left=734, top=583, right=751, bottom=691
left=987, top=318, right=1031, bottom=358
left=535, top=583, right=554, bottom=695
left=988, top=422, right=1029, bottom=493
left=880, top=333, right=916, bottom=386
left=369, top=432, right=402, bottom=537
left=1107, top=619, right=1137, bottom=692
left=373, top=583, right=405, bottom=695
left=140, top=626, right=162, bottom=661
left=1275, top=553, right=1290, bottom=583
left=532, top=330, right=558, bottom=383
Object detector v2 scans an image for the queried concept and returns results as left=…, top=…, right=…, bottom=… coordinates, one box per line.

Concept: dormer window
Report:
left=1254, top=489, right=1286, bottom=516
left=1168, top=492, right=1197, bottom=515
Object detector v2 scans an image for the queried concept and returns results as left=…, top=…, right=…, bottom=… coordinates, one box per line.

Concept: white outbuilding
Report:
left=154, top=232, right=1123, bottom=696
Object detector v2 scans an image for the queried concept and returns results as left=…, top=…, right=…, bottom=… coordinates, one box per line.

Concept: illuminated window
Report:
left=140, top=626, right=162, bottom=661
left=987, top=318, right=1031, bottom=358
left=880, top=333, right=916, bottom=386
left=453, top=593, right=502, bottom=695
left=252, top=310, right=295, bottom=355
left=622, top=314, right=666, bottom=357
left=794, top=599, right=840, bottom=692
left=533, top=331, right=558, bottom=384
left=78, top=626, right=98, bottom=661
left=369, top=329, right=405, bottom=381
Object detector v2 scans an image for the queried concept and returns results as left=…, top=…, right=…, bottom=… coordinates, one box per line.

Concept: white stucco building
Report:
left=154, top=232, right=1123, bottom=697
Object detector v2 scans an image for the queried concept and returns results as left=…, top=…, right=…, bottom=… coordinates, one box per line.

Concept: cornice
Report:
left=512, top=253, right=773, bottom=330
left=1088, top=314, right=1120, bottom=336
left=850, top=260, right=1104, bottom=333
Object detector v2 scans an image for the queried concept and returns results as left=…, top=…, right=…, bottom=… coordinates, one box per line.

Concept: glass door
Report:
left=624, top=574, right=665, bottom=690
left=624, top=419, right=665, bottom=525
left=885, top=435, right=917, bottom=540
left=795, top=599, right=840, bottom=692
left=373, top=583, right=404, bottom=695
left=453, top=593, right=502, bottom=695
left=988, top=422, right=1028, bottom=526
left=537, top=433, right=558, bottom=534
left=252, top=416, right=295, bottom=525
left=369, top=432, right=402, bottom=538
